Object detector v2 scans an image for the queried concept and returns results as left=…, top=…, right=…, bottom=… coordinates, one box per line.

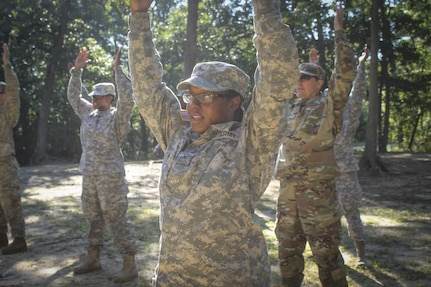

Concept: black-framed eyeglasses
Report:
left=299, top=74, right=318, bottom=82
left=181, top=91, right=230, bottom=105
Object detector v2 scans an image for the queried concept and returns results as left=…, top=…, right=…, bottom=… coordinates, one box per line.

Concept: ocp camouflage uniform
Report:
left=334, top=63, right=367, bottom=242
left=128, top=0, right=299, bottom=285
left=67, top=66, right=136, bottom=255
left=275, top=29, right=356, bottom=286
left=0, top=61, right=25, bottom=240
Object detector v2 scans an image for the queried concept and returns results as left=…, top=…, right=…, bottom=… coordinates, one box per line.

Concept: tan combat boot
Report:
left=73, top=247, right=102, bottom=274
left=111, top=254, right=138, bottom=283
left=355, top=240, right=368, bottom=266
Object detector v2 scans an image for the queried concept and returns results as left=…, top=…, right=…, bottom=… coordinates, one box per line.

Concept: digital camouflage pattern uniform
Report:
left=0, top=61, right=25, bottom=241
left=128, top=0, right=299, bottom=285
left=274, top=29, right=356, bottom=287
left=67, top=66, right=136, bottom=255
left=334, top=62, right=367, bottom=242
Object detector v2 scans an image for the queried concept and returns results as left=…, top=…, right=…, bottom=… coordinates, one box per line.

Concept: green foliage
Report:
left=1, top=0, right=431, bottom=165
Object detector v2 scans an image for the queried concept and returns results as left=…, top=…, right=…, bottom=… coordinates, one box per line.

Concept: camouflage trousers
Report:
left=275, top=179, right=346, bottom=285
left=336, top=171, right=366, bottom=242
left=0, top=155, right=25, bottom=238
left=81, top=173, right=136, bottom=255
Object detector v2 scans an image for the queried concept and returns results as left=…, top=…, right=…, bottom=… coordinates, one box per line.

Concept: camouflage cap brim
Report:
left=299, top=63, right=326, bottom=80
left=176, top=61, right=249, bottom=99
left=89, top=82, right=116, bottom=98
left=300, top=70, right=320, bottom=78
left=177, top=76, right=228, bottom=94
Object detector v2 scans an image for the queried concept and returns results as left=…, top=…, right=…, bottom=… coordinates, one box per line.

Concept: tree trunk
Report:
left=379, top=2, right=392, bottom=153
left=183, top=0, right=199, bottom=80
left=408, top=112, right=421, bottom=151
left=31, top=0, right=71, bottom=164
left=360, top=0, right=386, bottom=174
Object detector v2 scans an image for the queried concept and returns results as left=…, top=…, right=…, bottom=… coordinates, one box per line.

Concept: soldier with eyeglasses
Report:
left=128, top=0, right=299, bottom=285
left=274, top=3, right=357, bottom=287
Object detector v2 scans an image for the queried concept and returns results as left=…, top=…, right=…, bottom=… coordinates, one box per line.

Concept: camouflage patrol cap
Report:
left=89, top=82, right=115, bottom=98
left=177, top=61, right=250, bottom=99
left=0, top=82, right=5, bottom=93
left=299, top=63, right=326, bottom=80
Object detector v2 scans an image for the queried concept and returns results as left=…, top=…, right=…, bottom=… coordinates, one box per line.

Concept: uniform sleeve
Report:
left=340, top=64, right=366, bottom=139
left=328, top=29, right=357, bottom=134
left=81, top=85, right=90, bottom=101
left=128, top=12, right=186, bottom=152
left=333, top=64, right=366, bottom=171
left=67, top=67, right=93, bottom=119
left=248, top=0, right=299, bottom=150
left=3, top=62, right=20, bottom=128
left=114, top=66, right=134, bottom=141
left=247, top=0, right=299, bottom=198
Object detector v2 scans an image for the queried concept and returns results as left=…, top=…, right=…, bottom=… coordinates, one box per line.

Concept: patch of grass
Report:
left=256, top=184, right=431, bottom=287
left=13, top=158, right=431, bottom=287
left=362, top=206, right=431, bottom=223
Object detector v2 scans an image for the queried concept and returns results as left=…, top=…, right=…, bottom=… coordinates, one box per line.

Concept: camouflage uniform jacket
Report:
left=128, top=2, right=299, bottom=286
left=67, top=66, right=133, bottom=175
left=0, top=62, right=20, bottom=157
left=276, top=30, right=356, bottom=181
left=334, top=63, right=366, bottom=173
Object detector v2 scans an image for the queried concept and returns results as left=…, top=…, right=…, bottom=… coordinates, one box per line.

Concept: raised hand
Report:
left=114, top=46, right=122, bottom=68
left=309, top=48, right=320, bottom=65
left=130, top=0, right=153, bottom=12
left=2, top=43, right=10, bottom=64
left=74, top=48, right=90, bottom=70
left=359, top=44, right=369, bottom=66
left=334, top=2, right=344, bottom=31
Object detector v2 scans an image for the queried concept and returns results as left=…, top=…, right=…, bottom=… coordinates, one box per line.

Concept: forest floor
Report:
left=0, top=153, right=430, bottom=287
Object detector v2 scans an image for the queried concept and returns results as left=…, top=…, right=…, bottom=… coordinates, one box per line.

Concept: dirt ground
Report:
left=0, top=153, right=430, bottom=287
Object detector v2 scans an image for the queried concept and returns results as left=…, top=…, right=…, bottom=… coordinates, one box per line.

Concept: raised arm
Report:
left=340, top=44, right=369, bottom=138
left=128, top=0, right=186, bottom=151
left=334, top=44, right=369, bottom=167
left=328, top=3, right=356, bottom=134
left=2, top=43, right=20, bottom=128
left=334, top=2, right=344, bottom=31
left=248, top=0, right=299, bottom=145
left=113, top=47, right=134, bottom=141
left=68, top=48, right=93, bottom=119
left=247, top=0, right=299, bottom=199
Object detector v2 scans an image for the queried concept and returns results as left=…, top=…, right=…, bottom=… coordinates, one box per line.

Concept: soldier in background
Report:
left=128, top=0, right=299, bottom=285
left=334, top=45, right=369, bottom=266
left=67, top=47, right=137, bottom=283
left=0, top=43, right=27, bottom=255
left=274, top=4, right=356, bottom=287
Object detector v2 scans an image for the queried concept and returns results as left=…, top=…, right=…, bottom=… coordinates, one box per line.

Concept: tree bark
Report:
left=379, top=3, right=392, bottom=153
left=31, top=0, right=71, bottom=165
left=183, top=0, right=199, bottom=80
left=408, top=112, right=421, bottom=151
left=360, top=0, right=386, bottom=174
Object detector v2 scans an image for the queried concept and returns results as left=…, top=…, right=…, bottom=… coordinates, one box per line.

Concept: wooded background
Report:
left=1, top=0, right=430, bottom=172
